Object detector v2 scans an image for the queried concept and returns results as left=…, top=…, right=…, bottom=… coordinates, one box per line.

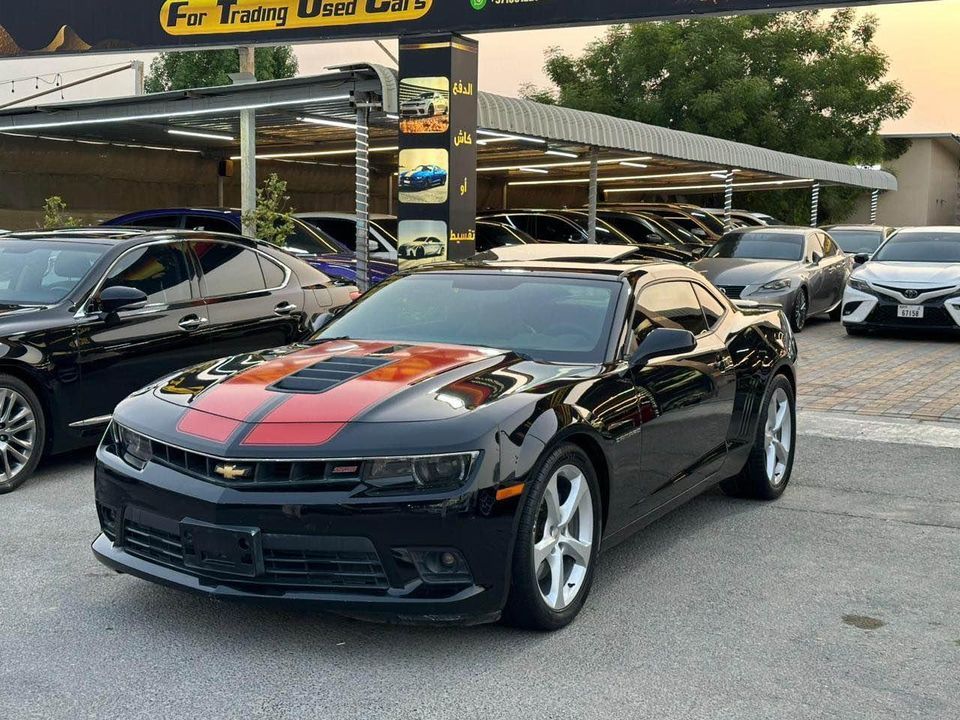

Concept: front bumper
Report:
left=717, top=284, right=794, bottom=310
left=841, top=287, right=960, bottom=331
left=92, top=446, right=517, bottom=625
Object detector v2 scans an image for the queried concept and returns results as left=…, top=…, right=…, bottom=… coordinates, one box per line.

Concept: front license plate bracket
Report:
left=180, top=519, right=263, bottom=578
left=897, top=305, right=924, bottom=319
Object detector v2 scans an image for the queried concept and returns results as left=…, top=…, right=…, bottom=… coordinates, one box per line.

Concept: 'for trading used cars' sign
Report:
left=0, top=0, right=926, bottom=58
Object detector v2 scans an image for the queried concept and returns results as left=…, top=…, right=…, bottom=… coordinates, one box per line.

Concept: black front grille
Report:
left=868, top=303, right=957, bottom=328
left=273, top=356, right=393, bottom=394
left=149, top=439, right=362, bottom=490
left=118, top=508, right=389, bottom=592
left=718, top=285, right=746, bottom=299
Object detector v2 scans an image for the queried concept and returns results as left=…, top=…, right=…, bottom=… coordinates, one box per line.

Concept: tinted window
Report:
left=523, top=216, right=583, bottom=243
left=192, top=242, right=266, bottom=296
left=706, top=232, right=804, bottom=261
left=604, top=216, right=668, bottom=245
left=305, top=218, right=357, bottom=249
left=372, top=219, right=398, bottom=245
left=694, top=284, right=726, bottom=330
left=185, top=215, right=238, bottom=234
left=314, top=273, right=620, bottom=364
left=475, top=223, right=525, bottom=252
left=133, top=214, right=182, bottom=229
left=561, top=215, right=630, bottom=244
left=872, top=232, right=960, bottom=263
left=634, top=281, right=707, bottom=341
left=0, top=240, right=106, bottom=304
left=101, top=243, right=192, bottom=305
left=258, top=255, right=286, bottom=288
left=828, top=229, right=885, bottom=254
left=282, top=221, right=342, bottom=256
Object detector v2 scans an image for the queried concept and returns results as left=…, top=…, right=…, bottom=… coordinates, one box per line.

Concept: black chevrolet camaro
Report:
left=0, top=229, right=355, bottom=492
left=92, top=246, right=798, bottom=630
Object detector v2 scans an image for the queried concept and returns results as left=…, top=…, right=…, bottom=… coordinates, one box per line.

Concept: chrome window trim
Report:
left=189, top=239, right=293, bottom=299
left=73, top=238, right=195, bottom=319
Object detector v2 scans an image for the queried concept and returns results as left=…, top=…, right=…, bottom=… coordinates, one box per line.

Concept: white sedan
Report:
left=841, top=227, right=960, bottom=334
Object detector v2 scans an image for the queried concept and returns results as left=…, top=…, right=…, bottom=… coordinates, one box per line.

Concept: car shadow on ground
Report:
left=103, top=485, right=764, bottom=653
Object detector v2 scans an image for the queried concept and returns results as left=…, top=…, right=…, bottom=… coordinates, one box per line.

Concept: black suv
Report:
left=0, top=228, right=355, bottom=492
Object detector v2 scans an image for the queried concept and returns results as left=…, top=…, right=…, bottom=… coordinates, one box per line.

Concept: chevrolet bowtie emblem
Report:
left=214, top=463, right=251, bottom=481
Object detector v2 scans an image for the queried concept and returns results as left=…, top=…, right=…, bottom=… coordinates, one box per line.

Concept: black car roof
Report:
left=2, top=227, right=266, bottom=249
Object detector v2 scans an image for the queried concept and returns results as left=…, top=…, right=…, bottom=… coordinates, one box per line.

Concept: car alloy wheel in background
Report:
left=0, top=378, right=42, bottom=493
left=792, top=289, right=808, bottom=332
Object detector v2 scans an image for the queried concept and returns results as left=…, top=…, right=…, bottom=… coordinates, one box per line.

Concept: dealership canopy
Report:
left=0, top=63, right=897, bottom=195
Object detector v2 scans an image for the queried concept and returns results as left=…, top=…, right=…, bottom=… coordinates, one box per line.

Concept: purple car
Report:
left=102, top=208, right=396, bottom=286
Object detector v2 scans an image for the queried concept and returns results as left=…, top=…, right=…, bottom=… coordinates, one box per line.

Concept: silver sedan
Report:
left=692, top=227, right=850, bottom=331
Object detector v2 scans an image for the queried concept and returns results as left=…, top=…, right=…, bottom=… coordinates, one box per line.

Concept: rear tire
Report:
left=0, top=374, right=45, bottom=494
left=502, top=443, right=601, bottom=631
left=721, top=374, right=795, bottom=501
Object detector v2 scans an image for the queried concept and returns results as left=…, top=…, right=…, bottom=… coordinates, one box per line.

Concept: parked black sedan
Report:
left=0, top=229, right=355, bottom=492
left=92, top=246, right=797, bottom=629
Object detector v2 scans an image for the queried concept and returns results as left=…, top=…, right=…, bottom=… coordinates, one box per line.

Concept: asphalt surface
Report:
left=2, top=412, right=957, bottom=720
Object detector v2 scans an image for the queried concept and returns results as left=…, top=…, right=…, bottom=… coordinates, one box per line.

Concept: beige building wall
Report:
left=847, top=135, right=960, bottom=227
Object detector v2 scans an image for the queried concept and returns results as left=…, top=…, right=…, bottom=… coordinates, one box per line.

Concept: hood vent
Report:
left=272, top=356, right=393, bottom=394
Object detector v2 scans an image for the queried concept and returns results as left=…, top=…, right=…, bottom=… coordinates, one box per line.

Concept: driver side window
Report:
left=100, top=243, right=192, bottom=307
left=629, top=281, right=707, bottom=352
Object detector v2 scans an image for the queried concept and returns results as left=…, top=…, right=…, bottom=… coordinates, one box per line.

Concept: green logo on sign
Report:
left=470, top=0, right=487, bottom=9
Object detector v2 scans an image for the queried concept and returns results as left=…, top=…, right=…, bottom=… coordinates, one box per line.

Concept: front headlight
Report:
left=109, top=423, right=153, bottom=470
left=848, top=278, right=873, bottom=293
left=758, top=278, right=792, bottom=291
left=363, top=452, right=478, bottom=495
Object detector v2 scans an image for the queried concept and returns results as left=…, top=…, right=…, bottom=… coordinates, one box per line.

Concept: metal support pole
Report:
left=587, top=147, right=599, bottom=243
left=218, top=174, right=225, bottom=208
left=869, top=189, right=879, bottom=224
left=237, top=47, right=257, bottom=238
left=355, top=105, right=371, bottom=292
left=387, top=173, right=394, bottom=216
left=131, top=61, right=145, bottom=96
left=723, top=170, right=734, bottom=230
left=502, top=183, right=509, bottom=210
left=810, top=182, right=821, bottom=228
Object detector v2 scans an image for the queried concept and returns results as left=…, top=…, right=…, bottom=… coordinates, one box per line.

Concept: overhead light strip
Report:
left=230, top=145, right=399, bottom=161
left=478, top=156, right=653, bottom=172
left=602, top=179, right=815, bottom=193
left=508, top=170, right=729, bottom=186
left=167, top=128, right=234, bottom=142
left=0, top=93, right=353, bottom=131
left=298, top=115, right=357, bottom=129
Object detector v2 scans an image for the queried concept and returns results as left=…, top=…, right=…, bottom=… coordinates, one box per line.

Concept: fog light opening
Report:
left=400, top=547, right=474, bottom=585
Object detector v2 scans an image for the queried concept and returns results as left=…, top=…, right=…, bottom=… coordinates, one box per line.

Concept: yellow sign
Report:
left=161, top=0, right=432, bottom=36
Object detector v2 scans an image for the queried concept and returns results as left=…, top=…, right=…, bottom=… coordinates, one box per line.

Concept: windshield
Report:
left=562, top=215, right=631, bottom=245
left=872, top=232, right=960, bottom=263
left=314, top=272, right=620, bottom=363
left=688, top=210, right=726, bottom=235
left=706, top=232, right=804, bottom=261
left=828, top=230, right=885, bottom=254
left=0, top=239, right=107, bottom=305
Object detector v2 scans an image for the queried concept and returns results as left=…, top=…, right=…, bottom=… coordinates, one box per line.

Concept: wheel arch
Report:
left=0, top=362, right=52, bottom=450
left=536, top=427, right=611, bottom=533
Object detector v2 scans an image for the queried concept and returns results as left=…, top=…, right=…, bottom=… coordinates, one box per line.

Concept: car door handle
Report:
left=178, top=315, right=208, bottom=331
left=274, top=302, right=298, bottom=316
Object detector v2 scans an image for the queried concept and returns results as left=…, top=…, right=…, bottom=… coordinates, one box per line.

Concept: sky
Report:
left=0, top=0, right=956, bottom=134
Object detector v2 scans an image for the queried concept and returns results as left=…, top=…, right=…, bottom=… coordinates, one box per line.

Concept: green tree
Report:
left=41, top=196, right=81, bottom=229
left=241, top=173, right=295, bottom=247
left=144, top=46, right=298, bottom=92
left=525, top=11, right=911, bottom=223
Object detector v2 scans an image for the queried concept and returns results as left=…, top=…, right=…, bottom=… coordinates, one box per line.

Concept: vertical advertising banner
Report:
left=397, top=33, right=478, bottom=270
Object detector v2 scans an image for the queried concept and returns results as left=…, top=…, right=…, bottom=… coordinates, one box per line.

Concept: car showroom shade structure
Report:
left=0, top=62, right=896, bottom=282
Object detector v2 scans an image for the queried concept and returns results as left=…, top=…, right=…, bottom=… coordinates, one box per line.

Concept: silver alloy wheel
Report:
left=794, top=291, right=807, bottom=329
left=534, top=464, right=594, bottom=611
left=0, top=387, right=36, bottom=483
left=764, top=387, right=792, bottom=485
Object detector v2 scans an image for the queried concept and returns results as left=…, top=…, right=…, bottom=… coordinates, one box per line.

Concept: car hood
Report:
left=139, top=339, right=593, bottom=449
left=0, top=303, right=46, bottom=320
left=854, top=261, right=960, bottom=286
left=692, top=258, right=801, bottom=286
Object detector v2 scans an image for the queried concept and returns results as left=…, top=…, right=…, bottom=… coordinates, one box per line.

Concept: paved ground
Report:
left=797, top=318, right=960, bottom=422
left=2, top=410, right=957, bottom=720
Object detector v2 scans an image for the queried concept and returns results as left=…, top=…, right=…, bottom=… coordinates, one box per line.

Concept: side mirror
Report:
left=811, top=252, right=823, bottom=264
left=691, top=228, right=707, bottom=237
left=629, top=328, right=697, bottom=368
left=99, top=286, right=148, bottom=315
left=310, top=303, right=350, bottom=332
left=853, top=253, right=870, bottom=265
left=367, top=239, right=379, bottom=252
left=645, top=233, right=664, bottom=244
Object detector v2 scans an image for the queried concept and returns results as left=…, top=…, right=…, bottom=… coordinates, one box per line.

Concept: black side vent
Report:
left=272, top=356, right=393, bottom=394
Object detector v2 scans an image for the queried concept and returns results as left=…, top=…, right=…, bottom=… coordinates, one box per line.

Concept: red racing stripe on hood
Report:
left=241, top=345, right=491, bottom=446
left=175, top=340, right=396, bottom=442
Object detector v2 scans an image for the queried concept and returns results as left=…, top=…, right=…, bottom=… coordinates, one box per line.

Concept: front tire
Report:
left=828, top=302, right=843, bottom=321
left=790, top=288, right=809, bottom=332
left=721, top=374, right=795, bottom=500
left=502, top=443, right=601, bottom=631
left=0, top=374, right=45, bottom=494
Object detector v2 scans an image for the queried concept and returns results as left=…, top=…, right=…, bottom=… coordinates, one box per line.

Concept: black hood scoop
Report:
left=271, top=356, right=393, bottom=394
